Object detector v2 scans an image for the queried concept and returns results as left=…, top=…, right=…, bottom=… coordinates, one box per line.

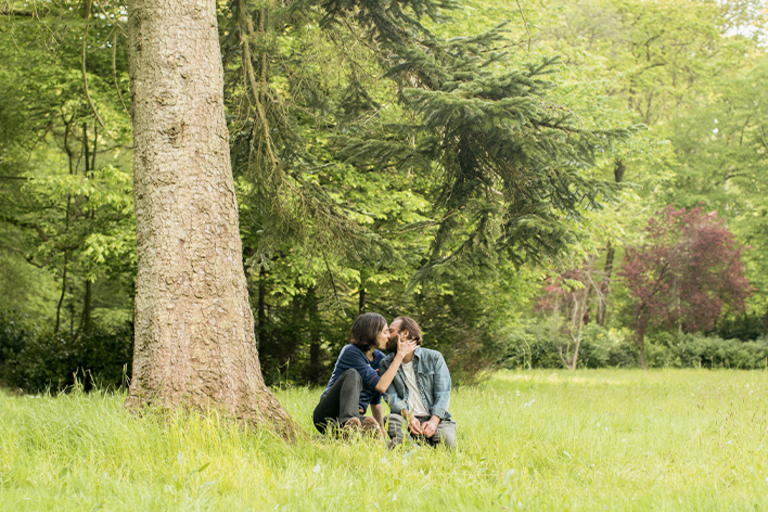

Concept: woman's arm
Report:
left=370, top=403, right=384, bottom=427
left=374, top=336, right=416, bottom=393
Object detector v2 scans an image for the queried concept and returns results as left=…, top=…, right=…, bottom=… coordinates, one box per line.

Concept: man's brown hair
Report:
left=393, top=316, right=423, bottom=345
left=385, top=316, right=423, bottom=356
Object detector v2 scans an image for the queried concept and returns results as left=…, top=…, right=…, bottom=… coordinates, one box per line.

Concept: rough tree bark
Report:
left=257, top=266, right=267, bottom=347
left=124, top=0, right=300, bottom=439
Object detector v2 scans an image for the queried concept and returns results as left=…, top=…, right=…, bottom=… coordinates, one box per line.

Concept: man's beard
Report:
left=385, top=336, right=398, bottom=353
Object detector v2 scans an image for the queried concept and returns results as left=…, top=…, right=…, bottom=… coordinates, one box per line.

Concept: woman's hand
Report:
left=397, top=335, right=417, bottom=358
left=374, top=335, right=417, bottom=394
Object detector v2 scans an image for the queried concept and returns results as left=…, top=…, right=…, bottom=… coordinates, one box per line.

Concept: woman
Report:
left=313, top=312, right=416, bottom=435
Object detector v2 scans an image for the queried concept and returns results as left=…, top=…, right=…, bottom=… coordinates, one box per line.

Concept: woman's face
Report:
left=375, top=323, right=389, bottom=351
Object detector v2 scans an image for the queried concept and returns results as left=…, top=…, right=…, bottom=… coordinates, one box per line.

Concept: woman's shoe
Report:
left=342, top=417, right=362, bottom=440
left=362, top=416, right=386, bottom=439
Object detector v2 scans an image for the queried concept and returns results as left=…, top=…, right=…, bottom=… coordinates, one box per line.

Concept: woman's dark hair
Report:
left=350, top=313, right=386, bottom=353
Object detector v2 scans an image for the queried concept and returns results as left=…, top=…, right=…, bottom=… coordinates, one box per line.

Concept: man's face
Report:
left=386, top=319, right=403, bottom=352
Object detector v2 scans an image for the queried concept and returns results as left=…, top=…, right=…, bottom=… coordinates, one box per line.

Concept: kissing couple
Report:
left=312, top=313, right=456, bottom=449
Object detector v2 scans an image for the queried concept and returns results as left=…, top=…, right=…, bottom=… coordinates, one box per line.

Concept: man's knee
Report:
left=385, top=413, right=404, bottom=437
left=434, top=422, right=457, bottom=449
left=440, top=431, right=457, bottom=449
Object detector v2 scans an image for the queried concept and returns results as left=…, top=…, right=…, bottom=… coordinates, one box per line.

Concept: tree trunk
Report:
left=597, top=159, right=625, bottom=326
left=597, top=242, right=614, bottom=326
left=305, top=286, right=322, bottom=384
left=636, top=331, right=648, bottom=370
left=54, top=252, right=69, bottom=335
left=82, top=279, right=92, bottom=335
left=124, top=0, right=299, bottom=439
left=257, top=266, right=266, bottom=349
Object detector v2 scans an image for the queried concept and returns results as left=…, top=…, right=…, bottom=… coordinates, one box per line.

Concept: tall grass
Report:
left=1, top=370, right=767, bottom=511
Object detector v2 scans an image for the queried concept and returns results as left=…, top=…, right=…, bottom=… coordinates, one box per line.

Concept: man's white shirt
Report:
left=402, top=360, right=429, bottom=417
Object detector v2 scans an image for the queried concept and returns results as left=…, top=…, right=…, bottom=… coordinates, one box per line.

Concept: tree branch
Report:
left=0, top=9, right=36, bottom=17
left=81, top=0, right=105, bottom=128
left=10, top=247, right=53, bottom=269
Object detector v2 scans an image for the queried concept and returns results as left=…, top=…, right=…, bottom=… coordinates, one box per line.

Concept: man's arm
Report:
left=430, top=352, right=452, bottom=420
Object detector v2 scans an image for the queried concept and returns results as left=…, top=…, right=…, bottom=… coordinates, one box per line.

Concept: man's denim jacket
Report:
left=379, top=347, right=453, bottom=422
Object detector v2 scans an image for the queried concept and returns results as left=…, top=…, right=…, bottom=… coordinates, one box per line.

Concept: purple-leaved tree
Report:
left=619, top=205, right=751, bottom=369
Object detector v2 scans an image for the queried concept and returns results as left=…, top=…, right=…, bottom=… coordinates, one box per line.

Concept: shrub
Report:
left=577, top=323, right=612, bottom=368
left=671, top=333, right=768, bottom=369
left=0, top=311, right=33, bottom=381
left=502, top=319, right=562, bottom=369
left=502, top=321, right=768, bottom=370
left=502, top=321, right=638, bottom=369
left=714, top=314, right=766, bottom=341
left=644, top=342, right=678, bottom=368
left=0, top=311, right=133, bottom=392
left=606, top=341, right=638, bottom=368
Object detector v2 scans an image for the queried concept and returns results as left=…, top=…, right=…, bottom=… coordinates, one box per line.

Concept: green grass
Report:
left=2, top=370, right=768, bottom=511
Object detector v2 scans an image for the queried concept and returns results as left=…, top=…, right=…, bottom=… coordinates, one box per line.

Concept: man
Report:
left=379, top=316, right=456, bottom=449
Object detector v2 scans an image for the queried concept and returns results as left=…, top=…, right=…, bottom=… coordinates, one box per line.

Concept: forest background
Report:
left=1, top=0, right=767, bottom=392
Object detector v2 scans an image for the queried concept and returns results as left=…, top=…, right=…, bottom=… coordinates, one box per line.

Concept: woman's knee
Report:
left=342, top=368, right=362, bottom=383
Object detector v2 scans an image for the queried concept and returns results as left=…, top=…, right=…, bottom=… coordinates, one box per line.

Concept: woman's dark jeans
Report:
left=313, top=369, right=363, bottom=433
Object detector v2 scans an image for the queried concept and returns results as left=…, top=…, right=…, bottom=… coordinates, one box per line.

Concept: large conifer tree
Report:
left=125, top=0, right=299, bottom=438
left=317, top=4, right=627, bottom=279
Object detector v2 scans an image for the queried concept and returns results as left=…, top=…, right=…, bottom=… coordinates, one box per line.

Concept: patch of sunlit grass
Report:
left=1, top=369, right=767, bottom=510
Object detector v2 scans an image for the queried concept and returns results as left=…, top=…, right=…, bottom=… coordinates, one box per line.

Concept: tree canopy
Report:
left=1, top=0, right=767, bottom=391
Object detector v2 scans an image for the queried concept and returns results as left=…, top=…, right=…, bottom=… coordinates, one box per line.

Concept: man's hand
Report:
left=421, top=416, right=440, bottom=438
left=405, top=411, right=422, bottom=435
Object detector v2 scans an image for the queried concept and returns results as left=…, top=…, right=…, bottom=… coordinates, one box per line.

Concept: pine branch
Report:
left=0, top=8, right=36, bottom=17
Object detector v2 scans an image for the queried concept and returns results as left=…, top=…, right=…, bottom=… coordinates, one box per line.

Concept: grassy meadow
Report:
left=1, top=369, right=767, bottom=511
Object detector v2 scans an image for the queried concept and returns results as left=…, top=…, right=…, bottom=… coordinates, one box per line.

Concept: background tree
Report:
left=1, top=0, right=135, bottom=335
left=4, top=0, right=766, bottom=389
left=537, top=261, right=603, bottom=370
left=619, top=205, right=751, bottom=368
left=221, top=0, right=630, bottom=385
left=666, top=51, right=768, bottom=338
